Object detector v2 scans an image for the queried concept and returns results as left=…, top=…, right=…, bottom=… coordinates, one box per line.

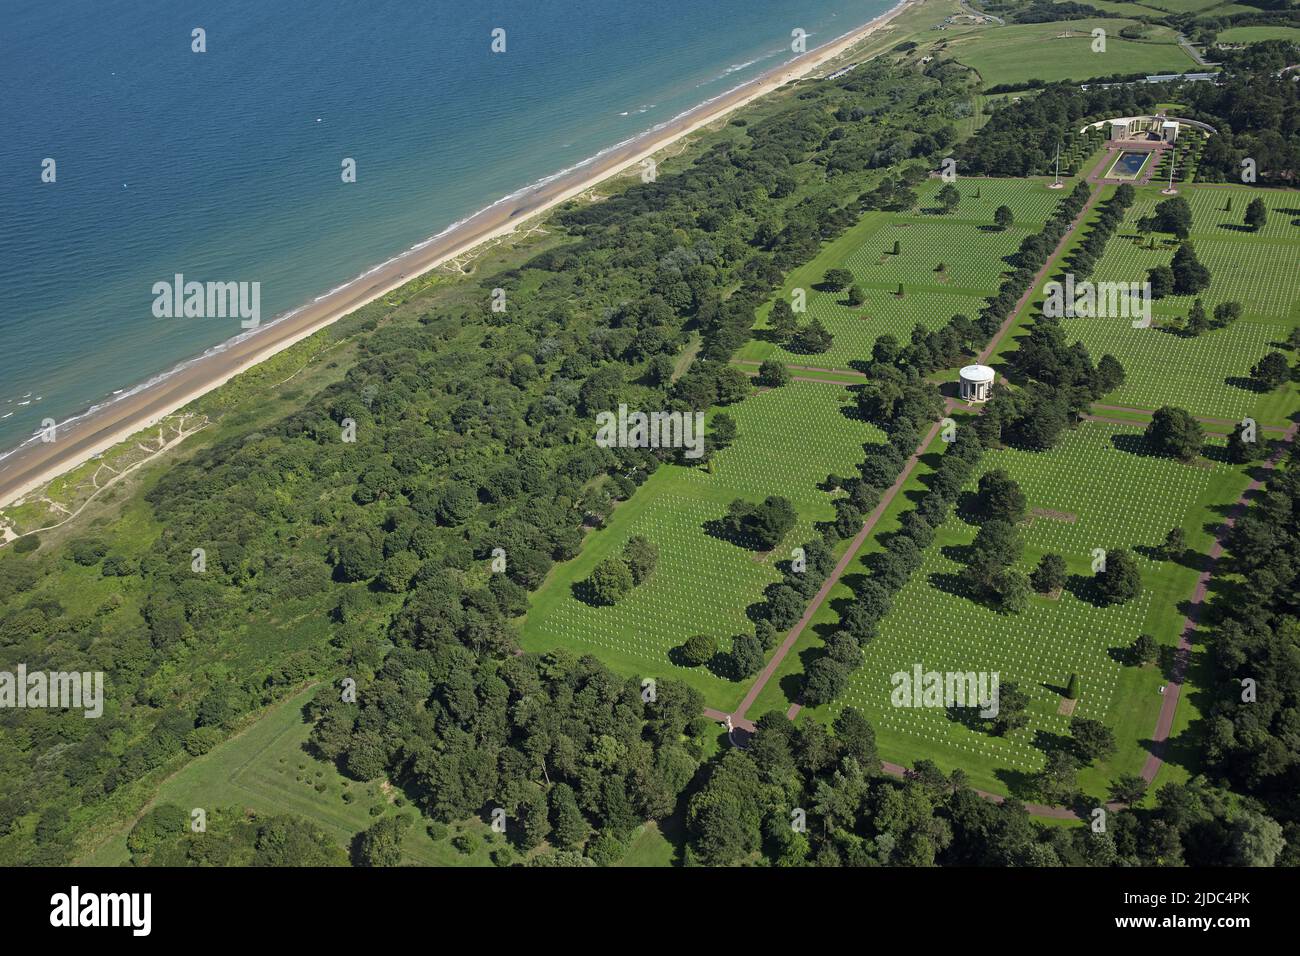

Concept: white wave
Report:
left=0, top=6, right=904, bottom=469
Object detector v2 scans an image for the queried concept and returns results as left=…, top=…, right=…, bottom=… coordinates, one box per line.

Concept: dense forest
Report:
left=0, top=60, right=975, bottom=865
left=957, top=74, right=1300, bottom=184
left=1, top=23, right=1296, bottom=866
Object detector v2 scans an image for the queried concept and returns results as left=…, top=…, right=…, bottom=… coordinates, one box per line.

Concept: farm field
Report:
left=1141, top=0, right=1242, bottom=11
left=944, top=19, right=1198, bottom=87
left=768, top=420, right=1249, bottom=800
left=1215, top=25, right=1300, bottom=43
left=738, top=177, right=1071, bottom=372
left=521, top=380, right=885, bottom=709
left=1069, top=184, right=1300, bottom=424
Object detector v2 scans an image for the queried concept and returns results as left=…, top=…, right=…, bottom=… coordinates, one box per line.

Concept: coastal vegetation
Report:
left=2, top=1, right=1298, bottom=868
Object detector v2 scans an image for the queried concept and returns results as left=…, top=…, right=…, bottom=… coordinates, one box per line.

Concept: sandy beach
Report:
left=0, top=0, right=917, bottom=512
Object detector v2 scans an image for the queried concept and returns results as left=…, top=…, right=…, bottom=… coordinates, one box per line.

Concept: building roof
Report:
left=959, top=364, right=995, bottom=382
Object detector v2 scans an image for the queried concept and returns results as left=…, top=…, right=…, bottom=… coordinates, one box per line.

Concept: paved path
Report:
left=732, top=411, right=950, bottom=727
left=976, top=162, right=1109, bottom=367
left=713, top=174, right=1111, bottom=820
left=709, top=161, right=1288, bottom=821
left=1141, top=420, right=1298, bottom=783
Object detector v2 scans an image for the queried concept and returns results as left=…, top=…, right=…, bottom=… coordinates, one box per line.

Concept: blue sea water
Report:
left=0, top=0, right=892, bottom=452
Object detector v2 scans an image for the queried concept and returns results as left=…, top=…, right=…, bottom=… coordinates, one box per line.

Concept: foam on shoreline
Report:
left=0, top=0, right=917, bottom=507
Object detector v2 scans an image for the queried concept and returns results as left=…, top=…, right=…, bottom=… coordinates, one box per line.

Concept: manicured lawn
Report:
left=746, top=424, right=950, bottom=719
left=521, top=380, right=885, bottom=709
left=83, top=685, right=495, bottom=867
left=1070, top=184, right=1300, bottom=424
left=781, top=421, right=1248, bottom=802
left=946, top=19, right=1197, bottom=87
left=737, top=178, right=1072, bottom=372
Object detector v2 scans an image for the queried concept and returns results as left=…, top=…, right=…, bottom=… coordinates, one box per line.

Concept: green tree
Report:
left=1229, top=809, right=1285, bottom=866
left=1035, top=750, right=1080, bottom=804
left=1131, top=633, right=1158, bottom=666
left=1251, top=351, right=1291, bottom=390
left=1070, top=716, right=1117, bottom=764
left=990, top=680, right=1030, bottom=735
left=729, top=633, right=765, bottom=679
left=991, top=568, right=1031, bottom=614
left=681, top=634, right=718, bottom=667
left=993, top=205, right=1013, bottom=230
left=1163, top=527, right=1185, bottom=561
left=1030, top=553, right=1067, bottom=594
left=966, top=519, right=1022, bottom=592
left=937, top=183, right=960, bottom=212
left=548, top=783, right=589, bottom=850
left=1154, top=195, right=1193, bottom=239
left=790, top=318, right=834, bottom=354
left=1109, top=773, right=1148, bottom=805
left=823, top=268, right=854, bottom=291
left=622, top=536, right=659, bottom=585
left=767, top=299, right=798, bottom=344
left=1145, top=406, right=1204, bottom=461
left=803, top=657, right=850, bottom=705
left=586, top=557, right=634, bottom=605
left=756, top=359, right=791, bottom=387
left=977, top=469, right=1026, bottom=523
left=1170, top=242, right=1211, bottom=295
left=378, top=550, right=420, bottom=592
left=1226, top=421, right=1257, bottom=463
left=1147, top=264, right=1174, bottom=299
left=1095, top=548, right=1142, bottom=606
left=356, top=815, right=410, bottom=867
left=1244, top=197, right=1267, bottom=231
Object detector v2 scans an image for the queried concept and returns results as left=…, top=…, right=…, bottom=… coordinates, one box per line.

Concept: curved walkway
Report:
left=1142, top=420, right=1298, bottom=783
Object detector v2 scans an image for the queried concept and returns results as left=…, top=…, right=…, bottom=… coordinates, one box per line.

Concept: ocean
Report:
left=0, top=0, right=893, bottom=453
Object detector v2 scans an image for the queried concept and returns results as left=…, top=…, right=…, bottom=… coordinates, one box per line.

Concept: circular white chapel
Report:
left=959, top=364, right=995, bottom=403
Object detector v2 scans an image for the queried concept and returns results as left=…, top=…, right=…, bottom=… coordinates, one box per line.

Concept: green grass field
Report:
left=946, top=19, right=1198, bottom=87
left=1067, top=184, right=1300, bottom=424
left=1215, top=26, right=1300, bottom=44
left=773, top=420, right=1249, bottom=800
left=83, top=686, right=505, bottom=867
left=521, top=380, right=884, bottom=710
left=737, top=178, right=1071, bottom=372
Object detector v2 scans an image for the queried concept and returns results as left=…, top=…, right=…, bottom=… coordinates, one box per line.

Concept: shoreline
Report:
left=0, top=0, right=918, bottom=513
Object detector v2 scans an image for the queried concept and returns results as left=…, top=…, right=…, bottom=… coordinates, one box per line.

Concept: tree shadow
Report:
left=1031, top=728, right=1075, bottom=758
left=1225, top=375, right=1266, bottom=394
left=1063, top=573, right=1104, bottom=607
left=1133, top=543, right=1165, bottom=562
left=929, top=569, right=978, bottom=602
left=955, top=490, right=983, bottom=523
left=702, top=517, right=765, bottom=551
left=1041, top=679, right=1069, bottom=698
left=571, top=578, right=608, bottom=607
left=993, top=767, right=1040, bottom=801
left=939, top=541, right=977, bottom=566
left=943, top=704, right=992, bottom=733
left=1110, top=432, right=1178, bottom=460
left=1107, top=644, right=1136, bottom=666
